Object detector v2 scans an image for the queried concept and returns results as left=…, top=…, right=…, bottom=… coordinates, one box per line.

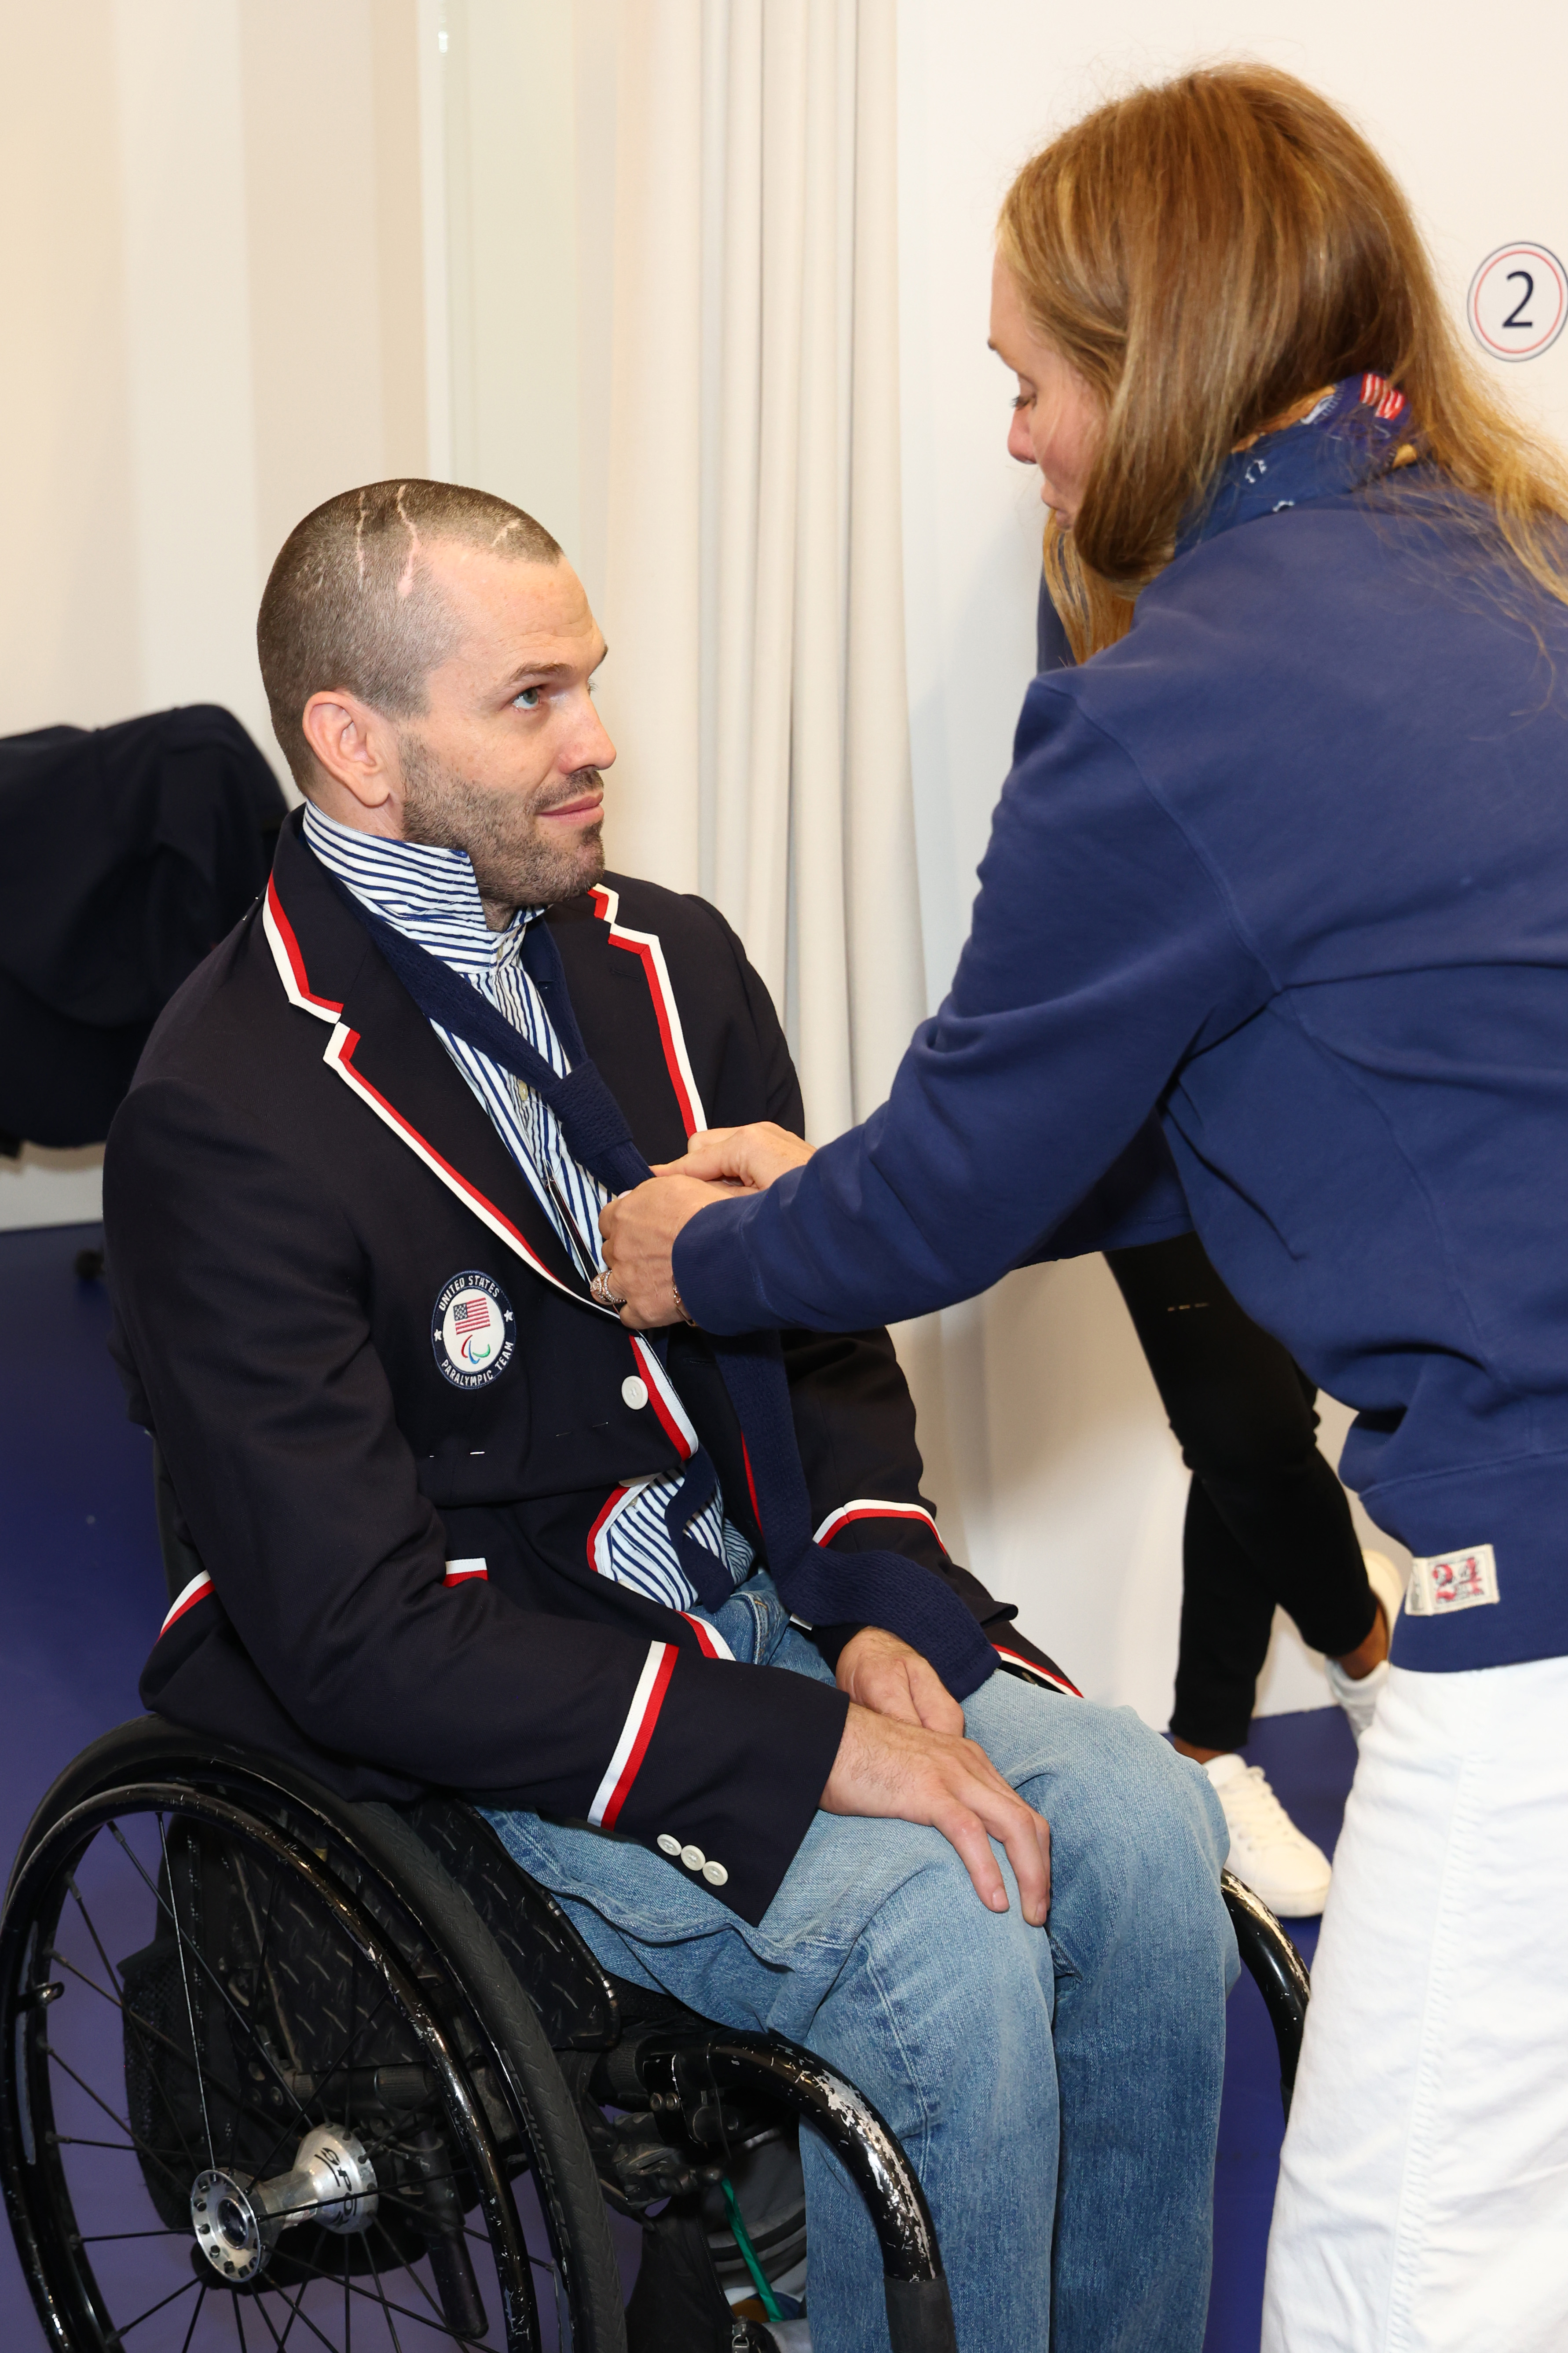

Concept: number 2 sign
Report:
left=1468, top=243, right=1568, bottom=360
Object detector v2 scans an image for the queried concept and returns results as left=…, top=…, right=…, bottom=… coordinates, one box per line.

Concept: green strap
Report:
left=720, top=2174, right=784, bottom=2323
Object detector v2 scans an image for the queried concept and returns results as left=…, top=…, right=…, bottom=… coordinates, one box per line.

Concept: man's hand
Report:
left=656, top=1122, right=816, bottom=1192
left=823, top=1704, right=1052, bottom=1924
left=836, top=1627, right=965, bottom=1736
left=597, top=1172, right=742, bottom=1327
left=595, top=1126, right=816, bottom=1325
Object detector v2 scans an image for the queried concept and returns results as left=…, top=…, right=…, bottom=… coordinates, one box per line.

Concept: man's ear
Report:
left=300, top=689, right=400, bottom=815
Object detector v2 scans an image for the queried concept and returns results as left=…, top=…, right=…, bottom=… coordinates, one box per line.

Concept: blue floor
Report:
left=0, top=1221, right=1357, bottom=2349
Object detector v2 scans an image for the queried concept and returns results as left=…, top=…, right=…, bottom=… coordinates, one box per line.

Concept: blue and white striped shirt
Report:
left=304, top=803, right=751, bottom=1614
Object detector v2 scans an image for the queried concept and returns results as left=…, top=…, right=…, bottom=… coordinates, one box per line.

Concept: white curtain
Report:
left=597, top=0, right=923, bottom=1136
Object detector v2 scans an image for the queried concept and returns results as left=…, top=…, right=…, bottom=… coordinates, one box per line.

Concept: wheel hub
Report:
left=191, top=2123, right=377, bottom=2282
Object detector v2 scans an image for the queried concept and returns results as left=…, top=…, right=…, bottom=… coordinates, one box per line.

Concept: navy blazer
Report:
left=105, top=813, right=1070, bottom=1925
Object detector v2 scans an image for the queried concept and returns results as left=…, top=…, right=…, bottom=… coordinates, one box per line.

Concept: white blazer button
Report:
left=656, top=1834, right=681, bottom=1857
left=622, top=1376, right=649, bottom=1410
left=680, top=1844, right=705, bottom=1871
left=702, top=1860, right=728, bottom=1887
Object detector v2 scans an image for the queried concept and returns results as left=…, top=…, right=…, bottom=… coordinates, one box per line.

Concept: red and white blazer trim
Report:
left=629, top=1334, right=698, bottom=1459
left=265, top=878, right=621, bottom=1322
left=443, top=1557, right=489, bottom=1587
left=263, top=879, right=344, bottom=1023
left=589, top=885, right=707, bottom=1138
left=812, top=1498, right=948, bottom=1556
left=159, top=1571, right=214, bottom=1638
left=993, top=1642, right=1081, bottom=1698
left=588, top=1639, right=679, bottom=1828
left=678, top=1611, right=735, bottom=1662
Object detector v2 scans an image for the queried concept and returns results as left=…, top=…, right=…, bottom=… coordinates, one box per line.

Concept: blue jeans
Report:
left=487, top=1573, right=1233, bottom=2353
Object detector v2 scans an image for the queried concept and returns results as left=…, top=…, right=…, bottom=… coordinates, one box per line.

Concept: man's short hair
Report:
left=257, top=479, right=561, bottom=788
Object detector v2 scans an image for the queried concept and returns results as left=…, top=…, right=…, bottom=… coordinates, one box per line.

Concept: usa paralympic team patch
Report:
left=431, top=1271, right=516, bottom=1390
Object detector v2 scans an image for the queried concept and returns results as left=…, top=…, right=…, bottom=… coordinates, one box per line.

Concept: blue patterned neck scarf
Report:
left=1179, top=371, right=1417, bottom=557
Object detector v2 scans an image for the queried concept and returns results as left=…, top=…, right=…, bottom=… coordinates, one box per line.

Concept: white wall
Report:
left=893, top=0, right=1568, bottom=1718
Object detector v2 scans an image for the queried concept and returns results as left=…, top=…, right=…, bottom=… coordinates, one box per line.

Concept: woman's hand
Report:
left=595, top=1124, right=815, bottom=1326
left=597, top=1174, right=741, bottom=1327
left=835, top=1627, right=965, bottom=1736
left=655, top=1122, right=815, bottom=1191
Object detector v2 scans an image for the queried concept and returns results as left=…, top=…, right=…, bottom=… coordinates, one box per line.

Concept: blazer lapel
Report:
left=265, top=818, right=599, bottom=1312
left=549, top=884, right=703, bottom=1165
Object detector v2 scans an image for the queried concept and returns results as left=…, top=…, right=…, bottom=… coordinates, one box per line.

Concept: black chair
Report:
left=0, top=1477, right=1309, bottom=2353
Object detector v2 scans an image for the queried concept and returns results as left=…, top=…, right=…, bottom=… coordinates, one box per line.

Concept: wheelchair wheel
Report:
left=0, top=1723, right=626, bottom=2351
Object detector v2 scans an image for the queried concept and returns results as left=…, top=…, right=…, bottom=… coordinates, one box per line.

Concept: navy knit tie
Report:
left=334, top=881, right=996, bottom=1698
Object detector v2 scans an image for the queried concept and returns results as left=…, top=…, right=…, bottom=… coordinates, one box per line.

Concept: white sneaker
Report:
left=1324, top=1549, right=1405, bottom=1740
left=1204, top=1752, right=1333, bottom=1916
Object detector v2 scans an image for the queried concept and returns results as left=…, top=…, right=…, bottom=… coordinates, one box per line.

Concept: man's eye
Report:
left=513, top=686, right=541, bottom=710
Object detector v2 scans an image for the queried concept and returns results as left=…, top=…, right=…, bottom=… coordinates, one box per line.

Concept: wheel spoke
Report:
left=41, top=2043, right=191, bottom=2194
left=66, top=1871, right=127, bottom=2001
left=370, top=2212, right=480, bottom=2342
left=156, top=1811, right=217, bottom=2170
left=179, top=2284, right=209, bottom=2353
left=364, top=2247, right=407, bottom=2352
left=230, top=1848, right=304, bottom=2078
left=50, top=1939, right=209, bottom=2180
left=115, top=2273, right=201, bottom=2337
left=81, top=2227, right=189, bottom=2242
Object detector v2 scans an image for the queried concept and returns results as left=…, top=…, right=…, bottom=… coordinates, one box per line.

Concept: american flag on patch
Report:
left=453, top=1298, right=490, bottom=1332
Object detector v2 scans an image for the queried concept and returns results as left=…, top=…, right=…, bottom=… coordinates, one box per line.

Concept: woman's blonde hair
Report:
left=998, top=63, right=1568, bottom=658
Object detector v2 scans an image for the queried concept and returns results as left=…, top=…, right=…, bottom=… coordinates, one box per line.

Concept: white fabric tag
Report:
left=1405, top=1542, right=1500, bottom=1616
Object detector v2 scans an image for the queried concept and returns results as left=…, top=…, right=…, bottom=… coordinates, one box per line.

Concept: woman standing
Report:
left=1038, top=588, right=1405, bottom=1917
left=605, top=65, right=1568, bottom=2350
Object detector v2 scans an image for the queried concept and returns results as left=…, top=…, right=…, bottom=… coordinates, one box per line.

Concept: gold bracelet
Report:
left=670, top=1282, right=699, bottom=1328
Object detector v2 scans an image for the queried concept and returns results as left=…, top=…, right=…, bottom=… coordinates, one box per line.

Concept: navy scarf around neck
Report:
left=1178, top=371, right=1418, bottom=557
left=327, top=868, right=997, bottom=1700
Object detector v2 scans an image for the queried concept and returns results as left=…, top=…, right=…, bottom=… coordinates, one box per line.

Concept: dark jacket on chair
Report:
left=0, top=705, right=284, bottom=1149
left=104, top=814, right=1066, bottom=1925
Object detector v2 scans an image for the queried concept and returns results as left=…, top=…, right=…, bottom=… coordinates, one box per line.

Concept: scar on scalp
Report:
left=491, top=518, right=520, bottom=548
left=354, top=488, right=369, bottom=587
left=394, top=482, right=421, bottom=599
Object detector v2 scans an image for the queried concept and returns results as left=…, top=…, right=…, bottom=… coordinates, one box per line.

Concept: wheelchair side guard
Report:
left=1221, top=1867, right=1311, bottom=2116
left=596, top=2027, right=957, bottom=2353
left=407, top=1793, right=623, bottom=2051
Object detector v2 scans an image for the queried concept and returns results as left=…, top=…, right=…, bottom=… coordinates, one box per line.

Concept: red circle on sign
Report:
left=1468, top=243, right=1568, bottom=361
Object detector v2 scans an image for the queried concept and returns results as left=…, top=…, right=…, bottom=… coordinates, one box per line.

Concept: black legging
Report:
left=1106, top=1232, right=1378, bottom=1754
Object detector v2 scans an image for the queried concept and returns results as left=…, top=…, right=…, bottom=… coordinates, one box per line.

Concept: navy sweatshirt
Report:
left=677, top=389, right=1568, bottom=1675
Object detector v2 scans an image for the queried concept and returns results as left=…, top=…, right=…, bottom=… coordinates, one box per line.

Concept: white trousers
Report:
left=1263, top=1655, right=1568, bottom=2352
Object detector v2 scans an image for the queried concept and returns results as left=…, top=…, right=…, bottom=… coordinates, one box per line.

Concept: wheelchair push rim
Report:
left=0, top=1775, right=598, bottom=2352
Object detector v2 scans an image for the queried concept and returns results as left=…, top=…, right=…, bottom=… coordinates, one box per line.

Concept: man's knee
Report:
left=1005, top=1696, right=1232, bottom=1986
left=810, top=1836, right=1059, bottom=2134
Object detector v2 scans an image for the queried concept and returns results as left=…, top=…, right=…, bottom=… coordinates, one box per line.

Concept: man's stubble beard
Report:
left=397, top=732, right=606, bottom=911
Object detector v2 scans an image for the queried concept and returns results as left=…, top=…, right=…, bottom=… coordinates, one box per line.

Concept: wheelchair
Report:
left=0, top=1480, right=1311, bottom=2353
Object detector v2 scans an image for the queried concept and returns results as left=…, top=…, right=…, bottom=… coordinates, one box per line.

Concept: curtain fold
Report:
left=600, top=0, right=922, bottom=1136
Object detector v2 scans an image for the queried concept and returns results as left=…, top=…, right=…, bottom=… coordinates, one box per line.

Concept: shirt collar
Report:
left=302, top=801, right=541, bottom=977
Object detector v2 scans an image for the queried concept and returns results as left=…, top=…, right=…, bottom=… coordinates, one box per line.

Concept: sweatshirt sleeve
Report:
left=674, top=681, right=1269, bottom=1335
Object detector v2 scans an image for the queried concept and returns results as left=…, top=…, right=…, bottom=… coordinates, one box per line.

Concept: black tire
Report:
left=0, top=1718, right=626, bottom=2352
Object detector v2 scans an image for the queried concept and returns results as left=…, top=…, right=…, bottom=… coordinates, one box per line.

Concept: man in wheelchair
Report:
left=102, top=480, right=1234, bottom=2352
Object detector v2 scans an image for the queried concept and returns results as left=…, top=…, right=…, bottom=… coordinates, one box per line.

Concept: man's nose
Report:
left=569, top=702, right=617, bottom=774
